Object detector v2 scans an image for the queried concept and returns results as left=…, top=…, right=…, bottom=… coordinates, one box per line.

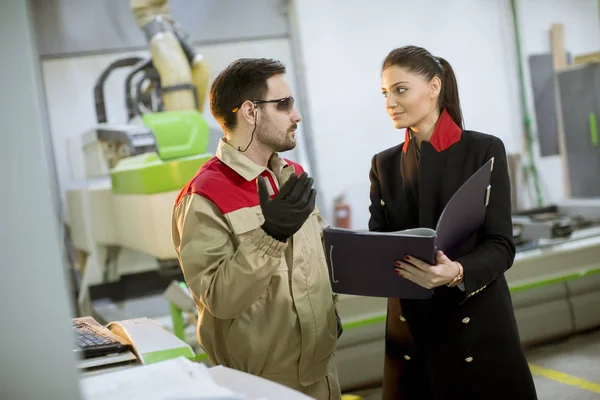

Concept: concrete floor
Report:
left=347, top=329, right=600, bottom=400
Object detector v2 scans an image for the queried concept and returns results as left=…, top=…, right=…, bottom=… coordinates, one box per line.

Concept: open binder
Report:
left=323, top=158, right=494, bottom=299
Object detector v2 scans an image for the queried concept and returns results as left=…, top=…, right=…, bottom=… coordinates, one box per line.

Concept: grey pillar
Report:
left=0, top=1, right=80, bottom=399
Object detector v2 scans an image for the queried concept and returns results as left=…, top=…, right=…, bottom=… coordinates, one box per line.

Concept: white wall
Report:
left=293, top=0, right=600, bottom=229
left=41, top=38, right=309, bottom=217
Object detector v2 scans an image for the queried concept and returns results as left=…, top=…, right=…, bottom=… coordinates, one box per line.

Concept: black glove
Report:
left=336, top=312, right=343, bottom=339
left=258, top=172, right=317, bottom=242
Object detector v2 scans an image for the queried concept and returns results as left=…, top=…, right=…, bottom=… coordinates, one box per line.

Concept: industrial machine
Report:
left=66, top=0, right=214, bottom=319
left=512, top=200, right=600, bottom=247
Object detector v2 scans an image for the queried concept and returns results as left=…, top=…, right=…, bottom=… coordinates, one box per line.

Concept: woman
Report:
left=369, top=45, right=538, bottom=399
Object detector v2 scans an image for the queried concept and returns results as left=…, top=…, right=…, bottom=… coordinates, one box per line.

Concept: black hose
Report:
left=94, top=57, right=144, bottom=123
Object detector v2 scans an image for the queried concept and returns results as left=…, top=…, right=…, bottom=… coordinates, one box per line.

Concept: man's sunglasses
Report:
left=232, top=96, right=295, bottom=113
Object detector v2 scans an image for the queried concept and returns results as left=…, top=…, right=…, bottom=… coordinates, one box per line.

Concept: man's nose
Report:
left=291, top=107, right=302, bottom=123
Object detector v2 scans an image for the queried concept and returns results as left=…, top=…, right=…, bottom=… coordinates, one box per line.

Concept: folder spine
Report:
left=328, top=245, right=339, bottom=283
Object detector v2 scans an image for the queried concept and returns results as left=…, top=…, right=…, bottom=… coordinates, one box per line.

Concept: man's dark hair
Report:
left=209, top=58, right=286, bottom=132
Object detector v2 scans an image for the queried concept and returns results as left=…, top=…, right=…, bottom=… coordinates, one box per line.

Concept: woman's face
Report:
left=381, top=65, right=440, bottom=130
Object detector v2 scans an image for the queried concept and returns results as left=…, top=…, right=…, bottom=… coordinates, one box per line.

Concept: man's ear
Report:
left=240, top=101, right=257, bottom=125
left=430, top=76, right=442, bottom=99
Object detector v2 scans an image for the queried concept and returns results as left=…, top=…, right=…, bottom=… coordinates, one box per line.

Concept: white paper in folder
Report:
left=79, top=357, right=244, bottom=400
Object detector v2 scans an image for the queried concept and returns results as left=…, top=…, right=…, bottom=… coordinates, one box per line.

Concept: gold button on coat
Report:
left=399, top=316, right=406, bottom=322
left=462, top=317, right=470, bottom=324
left=404, top=355, right=411, bottom=361
left=465, top=357, right=473, bottom=363
left=380, top=199, right=385, bottom=206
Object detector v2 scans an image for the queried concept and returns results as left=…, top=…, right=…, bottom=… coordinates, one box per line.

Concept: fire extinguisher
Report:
left=333, top=194, right=351, bottom=229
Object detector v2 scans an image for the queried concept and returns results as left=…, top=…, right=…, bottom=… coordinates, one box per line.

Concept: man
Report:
left=171, top=58, right=342, bottom=400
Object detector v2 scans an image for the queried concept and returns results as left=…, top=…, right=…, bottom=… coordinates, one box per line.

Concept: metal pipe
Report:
left=509, top=0, right=544, bottom=207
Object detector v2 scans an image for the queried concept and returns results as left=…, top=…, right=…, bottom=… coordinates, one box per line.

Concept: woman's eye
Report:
left=395, top=87, right=406, bottom=94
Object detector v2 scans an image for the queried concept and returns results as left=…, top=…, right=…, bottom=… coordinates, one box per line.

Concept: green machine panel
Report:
left=110, top=152, right=212, bottom=195
left=110, top=110, right=213, bottom=195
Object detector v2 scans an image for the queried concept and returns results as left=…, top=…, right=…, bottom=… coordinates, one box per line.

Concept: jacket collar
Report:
left=216, top=138, right=290, bottom=181
left=402, top=108, right=462, bottom=153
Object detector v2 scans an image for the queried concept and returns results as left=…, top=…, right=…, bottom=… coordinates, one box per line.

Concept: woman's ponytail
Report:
left=437, top=57, right=463, bottom=128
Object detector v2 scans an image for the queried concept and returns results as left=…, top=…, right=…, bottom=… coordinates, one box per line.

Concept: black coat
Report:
left=368, top=116, right=538, bottom=400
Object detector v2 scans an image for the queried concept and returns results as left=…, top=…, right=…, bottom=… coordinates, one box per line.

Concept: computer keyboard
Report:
left=73, top=320, right=129, bottom=359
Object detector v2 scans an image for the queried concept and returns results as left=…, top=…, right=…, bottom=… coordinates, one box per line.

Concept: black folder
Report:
left=323, top=158, right=494, bottom=299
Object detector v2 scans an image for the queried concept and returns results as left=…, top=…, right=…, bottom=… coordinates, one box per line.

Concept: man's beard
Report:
left=256, top=116, right=297, bottom=153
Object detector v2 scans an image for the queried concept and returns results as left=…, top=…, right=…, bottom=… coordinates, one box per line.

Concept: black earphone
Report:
left=238, top=106, right=258, bottom=152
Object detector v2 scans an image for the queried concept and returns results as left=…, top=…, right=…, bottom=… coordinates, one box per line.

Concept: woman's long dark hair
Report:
left=382, top=45, right=463, bottom=128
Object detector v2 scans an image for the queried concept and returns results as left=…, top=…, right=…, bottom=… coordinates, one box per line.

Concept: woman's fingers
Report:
left=402, top=255, right=431, bottom=271
left=395, top=261, right=425, bottom=277
left=395, top=267, right=428, bottom=288
left=395, top=259, right=446, bottom=289
left=395, top=262, right=435, bottom=288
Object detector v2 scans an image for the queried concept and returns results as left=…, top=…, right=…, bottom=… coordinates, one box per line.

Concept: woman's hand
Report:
left=395, top=251, right=460, bottom=289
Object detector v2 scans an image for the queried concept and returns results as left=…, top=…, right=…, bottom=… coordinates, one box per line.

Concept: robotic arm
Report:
left=130, top=0, right=210, bottom=113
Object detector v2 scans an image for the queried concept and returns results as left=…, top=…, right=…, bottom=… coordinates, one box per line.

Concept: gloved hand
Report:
left=258, top=172, right=317, bottom=242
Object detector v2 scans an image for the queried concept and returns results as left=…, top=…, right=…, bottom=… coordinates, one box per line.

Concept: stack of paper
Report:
left=207, top=366, right=314, bottom=400
left=79, top=357, right=245, bottom=400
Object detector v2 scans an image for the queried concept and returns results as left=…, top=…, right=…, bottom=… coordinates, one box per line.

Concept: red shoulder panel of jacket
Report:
left=402, top=108, right=462, bottom=153
left=174, top=157, right=258, bottom=214
left=174, top=157, right=307, bottom=215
